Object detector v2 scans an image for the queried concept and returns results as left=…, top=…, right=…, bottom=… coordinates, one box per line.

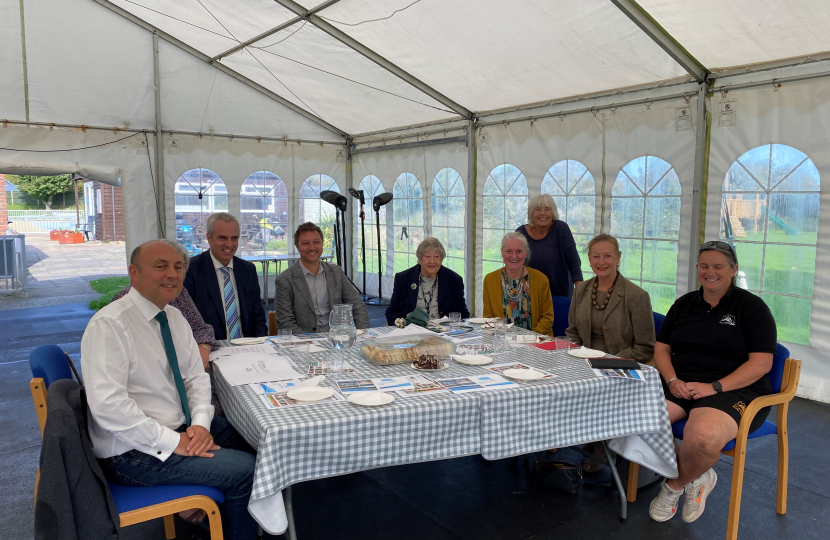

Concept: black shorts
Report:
left=662, top=382, right=770, bottom=434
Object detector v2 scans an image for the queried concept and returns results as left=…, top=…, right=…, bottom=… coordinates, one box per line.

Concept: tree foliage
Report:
left=6, top=174, right=74, bottom=210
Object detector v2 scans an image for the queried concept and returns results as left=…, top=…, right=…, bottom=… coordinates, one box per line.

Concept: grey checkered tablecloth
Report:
left=213, top=327, right=677, bottom=506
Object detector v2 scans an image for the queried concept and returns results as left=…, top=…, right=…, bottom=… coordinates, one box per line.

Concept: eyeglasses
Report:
left=699, top=240, right=737, bottom=259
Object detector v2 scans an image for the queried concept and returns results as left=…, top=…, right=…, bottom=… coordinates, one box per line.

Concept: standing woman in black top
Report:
left=649, top=241, right=778, bottom=525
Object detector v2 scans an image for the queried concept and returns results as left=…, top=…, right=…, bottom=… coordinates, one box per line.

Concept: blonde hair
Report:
left=586, top=234, right=621, bottom=256
left=527, top=194, right=559, bottom=224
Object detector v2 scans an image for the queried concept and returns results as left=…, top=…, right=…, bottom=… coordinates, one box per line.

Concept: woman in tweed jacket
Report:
left=565, top=234, right=655, bottom=363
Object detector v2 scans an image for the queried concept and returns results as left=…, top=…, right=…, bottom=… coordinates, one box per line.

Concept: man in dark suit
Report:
left=184, top=212, right=267, bottom=340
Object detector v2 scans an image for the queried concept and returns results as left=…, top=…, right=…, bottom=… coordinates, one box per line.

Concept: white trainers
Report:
left=649, top=480, right=684, bottom=522
left=682, top=468, right=718, bottom=523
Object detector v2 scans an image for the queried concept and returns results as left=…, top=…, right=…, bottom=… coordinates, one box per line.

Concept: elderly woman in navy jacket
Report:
left=385, top=237, right=470, bottom=325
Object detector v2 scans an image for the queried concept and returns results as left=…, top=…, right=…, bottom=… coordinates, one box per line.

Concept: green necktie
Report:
left=154, top=311, right=191, bottom=426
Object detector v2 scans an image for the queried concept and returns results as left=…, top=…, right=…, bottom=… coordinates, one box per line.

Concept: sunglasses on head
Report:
left=699, top=240, right=737, bottom=259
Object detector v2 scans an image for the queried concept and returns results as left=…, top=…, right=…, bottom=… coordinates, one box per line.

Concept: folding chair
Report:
left=30, top=345, right=225, bottom=540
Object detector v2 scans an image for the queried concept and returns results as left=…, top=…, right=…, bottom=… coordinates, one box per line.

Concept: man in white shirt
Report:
left=185, top=213, right=268, bottom=340
left=82, top=240, right=257, bottom=540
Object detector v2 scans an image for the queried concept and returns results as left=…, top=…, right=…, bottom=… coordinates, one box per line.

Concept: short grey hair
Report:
left=130, top=239, right=187, bottom=269
left=527, top=194, right=559, bottom=224
left=206, top=212, right=240, bottom=236
left=416, top=237, right=446, bottom=261
left=501, top=232, right=531, bottom=264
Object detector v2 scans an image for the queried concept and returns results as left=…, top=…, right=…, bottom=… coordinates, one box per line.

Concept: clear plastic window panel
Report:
left=239, top=171, right=288, bottom=256
left=299, top=174, right=340, bottom=254
left=611, top=156, right=680, bottom=315
left=173, top=168, right=228, bottom=254
left=392, top=173, right=424, bottom=273
left=430, top=167, right=465, bottom=277
left=720, top=144, right=820, bottom=345
left=482, top=164, right=528, bottom=277
left=542, top=159, right=596, bottom=275
left=355, top=175, right=386, bottom=275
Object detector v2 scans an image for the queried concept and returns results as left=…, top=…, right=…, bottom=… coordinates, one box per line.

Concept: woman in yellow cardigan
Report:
left=483, top=232, right=554, bottom=337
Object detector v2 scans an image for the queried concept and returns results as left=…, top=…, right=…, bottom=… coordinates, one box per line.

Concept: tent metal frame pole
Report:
left=610, top=0, right=708, bottom=83
left=210, top=0, right=342, bottom=62
left=688, top=82, right=708, bottom=291
left=271, top=0, right=473, bottom=119
left=351, top=136, right=466, bottom=155
left=466, top=119, right=476, bottom=315
left=152, top=33, right=166, bottom=239
left=18, top=0, right=29, bottom=121
left=89, top=0, right=349, bottom=139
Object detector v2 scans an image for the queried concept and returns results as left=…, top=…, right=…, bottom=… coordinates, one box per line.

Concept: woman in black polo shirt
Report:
left=649, top=241, right=777, bottom=525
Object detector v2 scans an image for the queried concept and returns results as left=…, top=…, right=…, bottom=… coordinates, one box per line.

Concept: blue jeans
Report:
left=100, top=416, right=257, bottom=540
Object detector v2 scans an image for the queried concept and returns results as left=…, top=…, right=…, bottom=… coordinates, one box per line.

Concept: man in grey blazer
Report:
left=275, top=222, right=370, bottom=333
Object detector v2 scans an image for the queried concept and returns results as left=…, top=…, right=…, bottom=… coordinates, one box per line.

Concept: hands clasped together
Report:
left=174, top=425, right=221, bottom=458
left=667, top=378, right=716, bottom=401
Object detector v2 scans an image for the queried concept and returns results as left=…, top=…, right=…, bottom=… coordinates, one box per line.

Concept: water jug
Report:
left=328, top=304, right=357, bottom=351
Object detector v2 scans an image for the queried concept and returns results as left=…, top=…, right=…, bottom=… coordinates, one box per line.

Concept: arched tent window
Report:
left=430, top=167, right=465, bottom=276
left=355, top=175, right=386, bottom=274
left=239, top=171, right=288, bottom=255
left=542, top=159, right=596, bottom=275
left=299, top=174, right=340, bottom=253
left=721, top=143, right=820, bottom=345
left=392, top=173, right=424, bottom=271
left=174, top=168, right=227, bottom=254
left=611, top=156, right=681, bottom=314
left=482, top=164, right=528, bottom=276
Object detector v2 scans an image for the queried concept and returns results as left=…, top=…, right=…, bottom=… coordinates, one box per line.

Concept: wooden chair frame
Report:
left=30, top=378, right=224, bottom=540
left=626, top=358, right=801, bottom=540
left=268, top=310, right=277, bottom=336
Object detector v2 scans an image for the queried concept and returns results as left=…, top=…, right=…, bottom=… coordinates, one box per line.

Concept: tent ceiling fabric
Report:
left=220, top=23, right=455, bottom=134
left=6, top=0, right=830, bottom=135
left=638, top=0, right=830, bottom=70
left=318, top=0, right=689, bottom=114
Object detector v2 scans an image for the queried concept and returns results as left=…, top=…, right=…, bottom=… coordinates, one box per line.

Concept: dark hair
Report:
left=294, top=222, right=324, bottom=246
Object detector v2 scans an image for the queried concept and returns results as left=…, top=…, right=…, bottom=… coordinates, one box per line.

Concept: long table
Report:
left=213, top=328, right=677, bottom=537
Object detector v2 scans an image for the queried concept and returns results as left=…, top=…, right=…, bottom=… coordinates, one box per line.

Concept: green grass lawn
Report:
left=89, top=276, right=130, bottom=311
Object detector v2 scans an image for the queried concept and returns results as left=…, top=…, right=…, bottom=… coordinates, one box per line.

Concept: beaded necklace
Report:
left=591, top=273, right=619, bottom=310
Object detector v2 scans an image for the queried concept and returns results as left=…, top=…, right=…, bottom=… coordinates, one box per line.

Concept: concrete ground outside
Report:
left=0, top=233, right=128, bottom=310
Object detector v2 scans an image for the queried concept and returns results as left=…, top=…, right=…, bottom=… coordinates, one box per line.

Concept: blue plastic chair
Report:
left=29, top=345, right=225, bottom=540
left=551, top=295, right=571, bottom=337
left=627, top=343, right=801, bottom=540
left=652, top=312, right=665, bottom=335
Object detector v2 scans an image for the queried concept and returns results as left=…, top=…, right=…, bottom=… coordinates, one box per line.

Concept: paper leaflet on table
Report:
left=589, top=365, right=646, bottom=382
left=335, top=376, right=415, bottom=394
left=487, top=362, right=556, bottom=379
left=213, top=353, right=303, bottom=386
left=395, top=375, right=449, bottom=397
left=306, top=360, right=356, bottom=375
left=435, top=374, right=518, bottom=394
left=382, top=325, right=436, bottom=338
left=209, top=343, right=283, bottom=361
left=259, top=391, right=344, bottom=409
left=248, top=378, right=305, bottom=395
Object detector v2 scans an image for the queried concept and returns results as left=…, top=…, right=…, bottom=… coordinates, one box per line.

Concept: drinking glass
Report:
left=554, top=336, right=576, bottom=350
left=278, top=328, right=292, bottom=350
left=449, top=312, right=461, bottom=331
left=493, top=320, right=509, bottom=353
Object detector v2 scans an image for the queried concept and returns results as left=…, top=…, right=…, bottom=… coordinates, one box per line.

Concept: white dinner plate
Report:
left=467, top=317, right=497, bottom=325
left=347, top=391, right=395, bottom=407
left=230, top=337, right=266, bottom=346
left=410, top=361, right=449, bottom=371
left=286, top=386, right=334, bottom=402
left=568, top=347, right=608, bottom=359
left=452, top=354, right=494, bottom=366
left=356, top=329, right=365, bottom=335
left=502, top=368, right=546, bottom=380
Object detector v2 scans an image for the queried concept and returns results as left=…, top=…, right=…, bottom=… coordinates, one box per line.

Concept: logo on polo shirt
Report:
left=720, top=314, right=736, bottom=326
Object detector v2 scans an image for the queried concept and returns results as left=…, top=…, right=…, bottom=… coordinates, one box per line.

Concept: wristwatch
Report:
left=712, top=380, right=723, bottom=393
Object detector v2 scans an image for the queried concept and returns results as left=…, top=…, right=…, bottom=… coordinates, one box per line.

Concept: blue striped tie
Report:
left=220, top=266, right=242, bottom=339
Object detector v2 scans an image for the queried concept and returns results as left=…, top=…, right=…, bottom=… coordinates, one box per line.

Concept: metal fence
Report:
left=7, top=210, right=81, bottom=234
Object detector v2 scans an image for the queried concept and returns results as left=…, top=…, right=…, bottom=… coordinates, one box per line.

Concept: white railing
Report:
left=7, top=210, right=84, bottom=234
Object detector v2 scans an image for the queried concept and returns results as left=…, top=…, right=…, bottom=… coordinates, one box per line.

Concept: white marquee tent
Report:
left=2, top=0, right=830, bottom=403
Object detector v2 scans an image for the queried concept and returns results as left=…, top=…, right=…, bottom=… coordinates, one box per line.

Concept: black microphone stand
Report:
left=347, top=188, right=372, bottom=301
